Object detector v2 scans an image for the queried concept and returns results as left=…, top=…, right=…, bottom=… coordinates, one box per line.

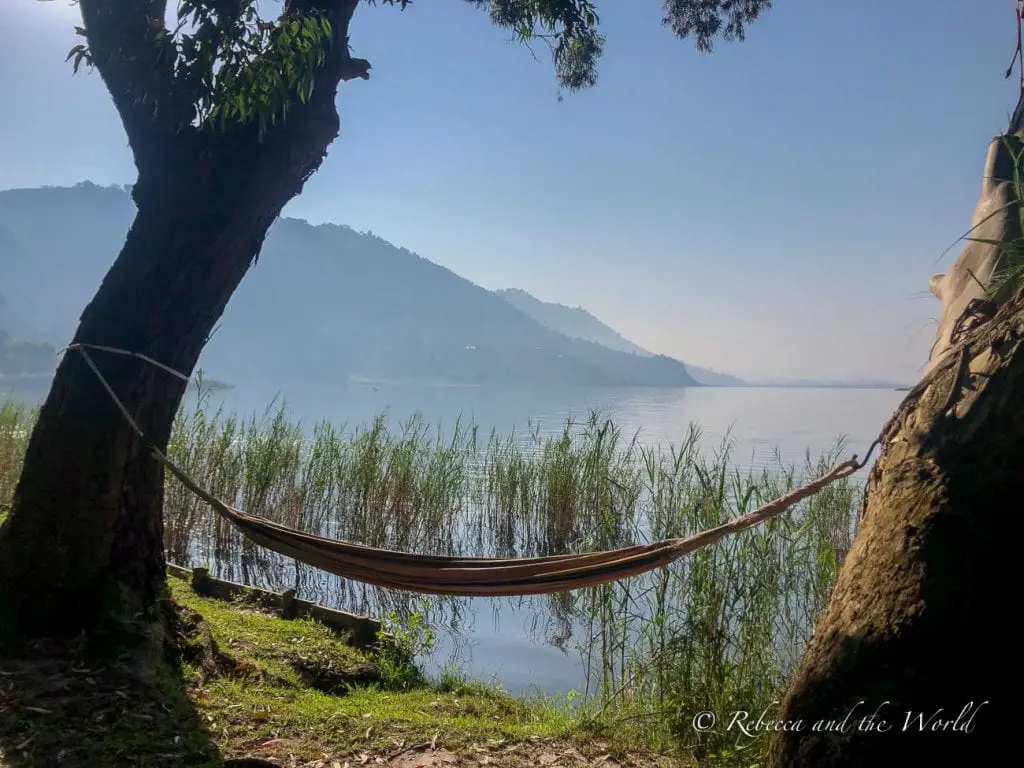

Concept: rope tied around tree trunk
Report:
left=61, top=342, right=879, bottom=597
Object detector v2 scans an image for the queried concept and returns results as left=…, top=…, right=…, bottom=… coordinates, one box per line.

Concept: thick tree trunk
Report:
left=767, top=137, right=1024, bottom=766
left=0, top=0, right=363, bottom=647
left=0, top=133, right=329, bottom=642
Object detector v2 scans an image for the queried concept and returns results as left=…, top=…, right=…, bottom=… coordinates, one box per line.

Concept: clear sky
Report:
left=1, top=1, right=1018, bottom=382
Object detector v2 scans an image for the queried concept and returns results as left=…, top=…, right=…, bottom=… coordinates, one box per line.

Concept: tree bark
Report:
left=767, top=138, right=1024, bottom=766
left=0, top=0, right=365, bottom=645
left=0, top=151, right=297, bottom=641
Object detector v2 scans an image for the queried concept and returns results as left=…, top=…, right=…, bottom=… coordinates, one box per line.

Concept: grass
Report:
left=170, top=574, right=580, bottom=760
left=0, top=403, right=26, bottom=523
left=0, top=395, right=864, bottom=765
left=0, top=572, right=682, bottom=767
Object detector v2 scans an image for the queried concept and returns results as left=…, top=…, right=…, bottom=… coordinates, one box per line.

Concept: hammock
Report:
left=70, top=344, right=875, bottom=597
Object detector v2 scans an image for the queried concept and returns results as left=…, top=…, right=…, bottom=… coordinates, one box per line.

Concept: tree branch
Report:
left=237, top=0, right=366, bottom=167
left=288, top=0, right=368, bottom=92
left=78, top=1, right=182, bottom=156
left=339, top=57, right=372, bottom=81
left=164, top=0, right=369, bottom=206
left=662, top=0, right=773, bottom=52
left=1011, top=89, right=1024, bottom=135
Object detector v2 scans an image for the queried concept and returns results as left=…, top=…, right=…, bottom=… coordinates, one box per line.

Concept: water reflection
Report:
left=189, top=381, right=898, bottom=475
left=162, top=383, right=901, bottom=696
left=7, top=379, right=902, bottom=696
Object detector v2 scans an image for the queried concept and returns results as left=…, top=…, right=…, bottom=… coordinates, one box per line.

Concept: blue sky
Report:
left=0, top=1, right=1018, bottom=382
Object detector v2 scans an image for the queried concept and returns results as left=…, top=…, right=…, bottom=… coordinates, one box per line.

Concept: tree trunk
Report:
left=0, top=0, right=364, bottom=647
left=767, top=137, right=1024, bottom=766
left=0, top=131, right=330, bottom=643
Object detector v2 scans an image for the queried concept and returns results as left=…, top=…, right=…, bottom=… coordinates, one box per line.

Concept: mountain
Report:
left=0, top=183, right=697, bottom=389
left=495, top=288, right=745, bottom=387
left=747, top=377, right=913, bottom=390
left=0, top=331, right=56, bottom=377
left=0, top=293, right=35, bottom=340
left=0, top=294, right=18, bottom=334
left=496, top=288, right=651, bottom=357
left=677, top=365, right=745, bottom=387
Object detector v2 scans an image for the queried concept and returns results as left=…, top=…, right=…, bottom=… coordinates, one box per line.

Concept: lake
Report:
left=4, top=378, right=905, bottom=695
left=184, top=381, right=903, bottom=695
left=191, top=380, right=901, bottom=473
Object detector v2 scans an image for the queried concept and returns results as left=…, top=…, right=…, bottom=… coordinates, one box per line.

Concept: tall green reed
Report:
left=0, top=401, right=35, bottom=514
left=0, top=393, right=861, bottom=760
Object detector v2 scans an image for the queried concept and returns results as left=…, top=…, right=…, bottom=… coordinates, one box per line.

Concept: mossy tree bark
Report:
left=767, top=137, right=1024, bottom=766
left=0, top=0, right=367, bottom=643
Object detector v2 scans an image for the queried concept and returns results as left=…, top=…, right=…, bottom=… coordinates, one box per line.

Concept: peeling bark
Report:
left=768, top=137, right=1024, bottom=766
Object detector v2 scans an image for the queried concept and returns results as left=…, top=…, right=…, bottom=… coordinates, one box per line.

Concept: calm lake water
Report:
left=192, top=380, right=901, bottom=473
left=188, top=381, right=902, bottom=695
left=4, top=378, right=905, bottom=695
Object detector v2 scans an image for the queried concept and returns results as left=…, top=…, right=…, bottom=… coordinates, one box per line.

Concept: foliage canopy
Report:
left=64, top=0, right=772, bottom=137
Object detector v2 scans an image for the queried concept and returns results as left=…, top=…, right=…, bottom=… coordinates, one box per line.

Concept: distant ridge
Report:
left=0, top=292, right=35, bottom=339
left=496, top=289, right=650, bottom=357
left=0, top=182, right=698, bottom=389
left=496, top=287, right=746, bottom=387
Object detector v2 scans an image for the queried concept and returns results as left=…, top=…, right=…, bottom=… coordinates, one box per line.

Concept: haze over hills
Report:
left=0, top=331, right=56, bottom=378
left=495, top=289, right=912, bottom=389
left=496, top=289, right=651, bottom=358
left=0, top=294, right=23, bottom=337
left=0, top=183, right=697, bottom=388
left=496, top=288, right=746, bottom=387
left=745, top=376, right=913, bottom=389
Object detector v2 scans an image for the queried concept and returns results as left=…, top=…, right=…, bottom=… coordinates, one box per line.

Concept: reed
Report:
left=0, top=394, right=861, bottom=760
left=0, top=402, right=33, bottom=515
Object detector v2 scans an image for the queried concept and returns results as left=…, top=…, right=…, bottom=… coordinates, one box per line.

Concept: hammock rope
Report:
left=66, top=343, right=877, bottom=597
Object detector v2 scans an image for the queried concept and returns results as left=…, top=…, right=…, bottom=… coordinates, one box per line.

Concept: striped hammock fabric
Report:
left=72, top=343, right=871, bottom=597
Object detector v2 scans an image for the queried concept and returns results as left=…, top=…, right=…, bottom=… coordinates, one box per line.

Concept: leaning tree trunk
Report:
left=0, top=143, right=316, bottom=642
left=0, top=0, right=367, bottom=644
left=767, top=135, right=1024, bottom=766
